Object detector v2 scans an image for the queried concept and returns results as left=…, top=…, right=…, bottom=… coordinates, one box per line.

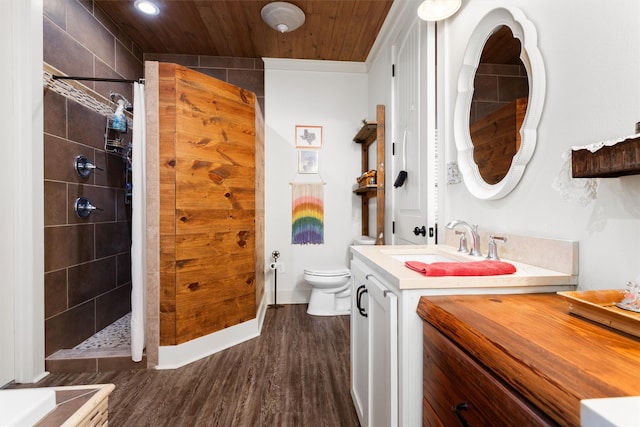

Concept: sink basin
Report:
left=0, top=388, right=57, bottom=426
left=392, top=254, right=460, bottom=264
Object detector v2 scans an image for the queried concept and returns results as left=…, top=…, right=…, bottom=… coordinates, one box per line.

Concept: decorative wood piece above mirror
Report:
left=454, top=7, right=545, bottom=199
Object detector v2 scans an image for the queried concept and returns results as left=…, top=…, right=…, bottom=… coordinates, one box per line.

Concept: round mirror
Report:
left=454, top=7, right=545, bottom=199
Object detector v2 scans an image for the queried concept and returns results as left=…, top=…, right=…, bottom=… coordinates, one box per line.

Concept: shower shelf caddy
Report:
left=104, top=117, right=131, bottom=157
left=104, top=117, right=133, bottom=204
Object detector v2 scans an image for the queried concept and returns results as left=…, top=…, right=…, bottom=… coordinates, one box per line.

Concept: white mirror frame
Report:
left=453, top=7, right=545, bottom=200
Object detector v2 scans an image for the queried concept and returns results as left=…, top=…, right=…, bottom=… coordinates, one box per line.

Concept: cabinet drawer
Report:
left=423, top=323, right=555, bottom=427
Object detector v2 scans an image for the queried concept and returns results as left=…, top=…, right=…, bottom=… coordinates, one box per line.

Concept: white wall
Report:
left=1, top=0, right=46, bottom=384
left=367, top=0, right=640, bottom=290
left=441, top=0, right=640, bottom=290
left=264, top=59, right=368, bottom=303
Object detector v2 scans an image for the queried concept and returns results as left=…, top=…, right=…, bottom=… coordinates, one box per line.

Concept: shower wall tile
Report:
left=193, top=68, right=227, bottom=82
left=44, top=135, right=95, bottom=184
left=94, top=151, right=128, bottom=189
left=116, top=41, right=145, bottom=81
left=44, top=181, right=68, bottom=226
left=45, top=269, right=68, bottom=319
left=144, top=53, right=199, bottom=67
left=117, top=253, right=132, bottom=286
left=68, top=257, right=118, bottom=307
left=95, top=222, right=131, bottom=258
left=43, top=0, right=67, bottom=31
left=43, top=90, right=67, bottom=138
left=68, top=102, right=106, bottom=150
left=199, top=56, right=256, bottom=69
left=67, top=0, right=115, bottom=68
left=44, top=224, right=95, bottom=272
left=115, top=189, right=131, bottom=222
left=94, top=58, right=133, bottom=104
left=43, top=17, right=94, bottom=80
left=45, top=300, right=95, bottom=356
left=228, top=69, right=264, bottom=97
left=95, top=283, right=131, bottom=331
left=91, top=2, right=121, bottom=44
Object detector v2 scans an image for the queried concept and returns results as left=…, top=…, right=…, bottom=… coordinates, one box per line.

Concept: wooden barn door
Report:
left=158, top=63, right=258, bottom=345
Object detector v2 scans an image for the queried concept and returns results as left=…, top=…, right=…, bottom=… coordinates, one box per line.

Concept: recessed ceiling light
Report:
left=134, top=0, right=160, bottom=16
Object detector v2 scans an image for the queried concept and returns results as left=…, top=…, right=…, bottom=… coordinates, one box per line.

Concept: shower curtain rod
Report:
left=52, top=74, right=143, bottom=84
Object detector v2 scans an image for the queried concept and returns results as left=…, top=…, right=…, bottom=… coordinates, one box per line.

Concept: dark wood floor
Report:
left=22, top=305, right=360, bottom=426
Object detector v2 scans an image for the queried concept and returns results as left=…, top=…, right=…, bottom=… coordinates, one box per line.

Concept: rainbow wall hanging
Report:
left=291, top=183, right=324, bottom=245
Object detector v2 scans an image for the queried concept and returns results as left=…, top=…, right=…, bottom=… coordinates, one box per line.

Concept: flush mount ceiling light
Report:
left=134, top=0, right=160, bottom=16
left=417, top=0, right=462, bottom=21
left=261, top=1, right=305, bottom=33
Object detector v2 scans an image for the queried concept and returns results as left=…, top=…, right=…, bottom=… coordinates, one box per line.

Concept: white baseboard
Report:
left=156, top=294, right=268, bottom=370
left=266, top=289, right=311, bottom=305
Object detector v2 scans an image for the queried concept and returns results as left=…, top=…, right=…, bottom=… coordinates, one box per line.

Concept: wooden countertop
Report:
left=417, top=293, right=640, bottom=427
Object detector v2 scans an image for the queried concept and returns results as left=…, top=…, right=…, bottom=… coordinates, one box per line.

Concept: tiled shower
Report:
left=43, top=0, right=143, bottom=372
left=43, top=0, right=264, bottom=372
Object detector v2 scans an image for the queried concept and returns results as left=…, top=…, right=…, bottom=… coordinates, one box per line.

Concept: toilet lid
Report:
left=304, top=268, right=351, bottom=277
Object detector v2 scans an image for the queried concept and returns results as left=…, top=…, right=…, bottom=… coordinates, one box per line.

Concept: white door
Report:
left=367, top=273, right=398, bottom=427
left=392, top=19, right=438, bottom=245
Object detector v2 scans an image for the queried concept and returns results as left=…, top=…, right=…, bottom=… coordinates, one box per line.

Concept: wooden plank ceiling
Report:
left=94, top=0, right=394, bottom=62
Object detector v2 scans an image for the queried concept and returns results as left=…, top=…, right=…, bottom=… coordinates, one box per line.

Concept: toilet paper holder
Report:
left=269, top=250, right=283, bottom=309
left=270, top=250, right=280, bottom=270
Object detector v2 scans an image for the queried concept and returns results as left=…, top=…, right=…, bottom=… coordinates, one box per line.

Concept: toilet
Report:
left=305, top=236, right=376, bottom=316
left=304, top=268, right=352, bottom=316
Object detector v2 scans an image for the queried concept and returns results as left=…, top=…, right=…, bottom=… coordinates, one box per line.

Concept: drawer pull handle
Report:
left=356, top=285, right=368, bottom=317
left=453, top=402, right=470, bottom=427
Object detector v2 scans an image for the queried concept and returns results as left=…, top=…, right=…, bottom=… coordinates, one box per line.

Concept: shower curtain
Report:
left=131, top=82, right=146, bottom=362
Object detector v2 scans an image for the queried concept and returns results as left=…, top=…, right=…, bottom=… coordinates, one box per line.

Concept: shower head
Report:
left=109, top=91, right=133, bottom=112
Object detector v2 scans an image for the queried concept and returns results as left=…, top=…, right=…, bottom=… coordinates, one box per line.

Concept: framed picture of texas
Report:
left=295, top=125, right=322, bottom=148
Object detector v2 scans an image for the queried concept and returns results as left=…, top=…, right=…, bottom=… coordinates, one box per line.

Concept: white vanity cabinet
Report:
left=350, top=258, right=398, bottom=427
left=349, top=241, right=579, bottom=427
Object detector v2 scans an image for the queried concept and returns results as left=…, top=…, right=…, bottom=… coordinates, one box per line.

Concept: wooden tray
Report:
left=557, top=290, right=640, bottom=338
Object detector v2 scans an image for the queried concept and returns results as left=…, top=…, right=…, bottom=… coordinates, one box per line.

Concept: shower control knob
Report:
left=74, top=197, right=103, bottom=219
left=74, top=155, right=102, bottom=178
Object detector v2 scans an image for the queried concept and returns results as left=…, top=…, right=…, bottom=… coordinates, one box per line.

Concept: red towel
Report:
left=405, top=260, right=516, bottom=276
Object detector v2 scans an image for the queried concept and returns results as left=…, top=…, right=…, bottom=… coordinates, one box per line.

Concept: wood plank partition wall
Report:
left=158, top=63, right=261, bottom=345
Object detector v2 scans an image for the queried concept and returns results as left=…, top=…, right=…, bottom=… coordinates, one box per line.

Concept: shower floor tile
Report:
left=74, top=313, right=131, bottom=350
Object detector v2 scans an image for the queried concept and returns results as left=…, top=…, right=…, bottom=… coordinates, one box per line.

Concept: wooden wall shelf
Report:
left=353, top=122, right=378, bottom=145
left=572, top=135, right=640, bottom=178
left=353, top=105, right=385, bottom=244
left=353, top=184, right=378, bottom=195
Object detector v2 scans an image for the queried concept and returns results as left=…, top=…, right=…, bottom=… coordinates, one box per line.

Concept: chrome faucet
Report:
left=486, top=235, right=506, bottom=260
left=446, top=220, right=481, bottom=256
